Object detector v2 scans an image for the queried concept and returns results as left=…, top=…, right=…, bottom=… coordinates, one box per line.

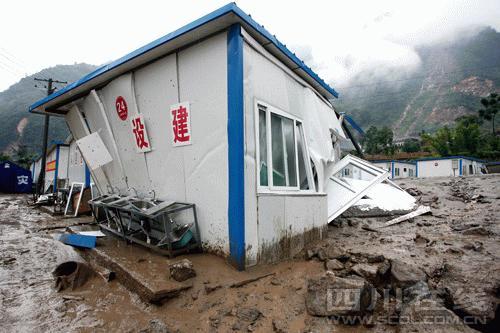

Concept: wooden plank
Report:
left=379, top=206, right=431, bottom=228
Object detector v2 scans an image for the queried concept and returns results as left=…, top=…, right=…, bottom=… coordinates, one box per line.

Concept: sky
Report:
left=0, top=0, right=499, bottom=92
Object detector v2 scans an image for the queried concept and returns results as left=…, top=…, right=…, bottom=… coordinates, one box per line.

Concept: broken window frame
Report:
left=255, top=100, right=315, bottom=194
left=327, top=155, right=389, bottom=221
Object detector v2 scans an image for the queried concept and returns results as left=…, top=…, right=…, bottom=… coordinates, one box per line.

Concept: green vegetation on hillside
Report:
left=337, top=27, right=500, bottom=138
left=0, top=63, right=98, bottom=156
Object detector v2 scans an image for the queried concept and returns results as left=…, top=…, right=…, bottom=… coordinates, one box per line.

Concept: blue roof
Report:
left=413, top=155, right=486, bottom=163
left=30, top=3, right=338, bottom=113
left=371, top=160, right=416, bottom=165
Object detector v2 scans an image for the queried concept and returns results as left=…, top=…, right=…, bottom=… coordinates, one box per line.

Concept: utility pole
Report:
left=34, top=77, right=67, bottom=196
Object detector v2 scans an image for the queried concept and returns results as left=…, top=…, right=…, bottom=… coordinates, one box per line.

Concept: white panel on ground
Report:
left=76, top=132, right=113, bottom=170
left=327, top=155, right=389, bottom=221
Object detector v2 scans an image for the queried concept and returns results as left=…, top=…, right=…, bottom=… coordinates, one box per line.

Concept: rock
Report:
left=236, top=307, right=262, bottom=323
left=347, top=219, right=359, bottom=227
left=445, top=247, right=464, bottom=255
left=305, top=275, right=373, bottom=316
left=461, top=226, right=490, bottom=236
left=272, top=319, right=287, bottom=333
left=316, top=248, right=327, bottom=261
left=377, top=260, right=391, bottom=278
left=462, top=241, right=483, bottom=252
left=351, top=263, right=379, bottom=284
left=399, top=299, right=476, bottom=333
left=366, top=254, right=385, bottom=263
left=403, top=281, right=431, bottom=302
left=270, top=277, right=281, bottom=286
left=306, top=249, right=316, bottom=260
left=390, top=260, right=426, bottom=289
left=169, top=259, right=196, bottom=282
left=204, top=284, right=222, bottom=294
left=414, top=233, right=430, bottom=245
left=325, top=259, right=344, bottom=271
left=406, top=187, right=422, bottom=196
left=140, top=319, right=171, bottom=333
left=447, top=286, right=498, bottom=324
left=325, top=245, right=348, bottom=261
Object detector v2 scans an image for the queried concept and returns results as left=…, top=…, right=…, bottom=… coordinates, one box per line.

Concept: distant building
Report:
left=30, top=137, right=90, bottom=193
left=371, top=160, right=417, bottom=179
left=414, top=156, right=486, bottom=178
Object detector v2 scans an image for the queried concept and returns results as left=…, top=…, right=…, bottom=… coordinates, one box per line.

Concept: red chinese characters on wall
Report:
left=115, top=96, right=128, bottom=121
left=130, top=114, right=152, bottom=153
left=170, top=102, right=192, bottom=146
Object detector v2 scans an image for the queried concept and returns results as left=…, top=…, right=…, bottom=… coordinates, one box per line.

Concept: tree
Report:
left=0, top=153, right=10, bottom=162
left=453, top=116, right=481, bottom=154
left=429, top=126, right=454, bottom=156
left=402, top=139, right=421, bottom=153
left=362, top=126, right=395, bottom=155
left=12, top=145, right=36, bottom=169
left=479, top=93, right=499, bottom=135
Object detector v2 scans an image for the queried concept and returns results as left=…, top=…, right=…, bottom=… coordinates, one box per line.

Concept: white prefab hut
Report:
left=371, top=160, right=416, bottom=179
left=30, top=137, right=91, bottom=192
left=30, top=4, right=380, bottom=269
left=415, top=156, right=487, bottom=178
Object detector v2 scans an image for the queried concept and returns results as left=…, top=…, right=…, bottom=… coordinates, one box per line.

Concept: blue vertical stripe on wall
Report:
left=53, top=145, right=60, bottom=193
left=227, top=24, right=245, bottom=270
left=415, top=162, right=418, bottom=178
left=84, top=164, right=91, bottom=188
left=459, top=159, right=463, bottom=176
left=391, top=161, right=395, bottom=179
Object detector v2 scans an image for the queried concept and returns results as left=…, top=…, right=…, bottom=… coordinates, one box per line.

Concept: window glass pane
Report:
left=283, top=117, right=297, bottom=187
left=259, top=109, right=268, bottom=186
left=271, top=113, right=286, bottom=186
left=296, top=124, right=309, bottom=190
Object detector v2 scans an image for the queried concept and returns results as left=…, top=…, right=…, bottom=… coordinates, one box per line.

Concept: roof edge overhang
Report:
left=29, top=3, right=338, bottom=115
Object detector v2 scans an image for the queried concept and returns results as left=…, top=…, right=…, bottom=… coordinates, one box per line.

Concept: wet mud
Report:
left=0, top=174, right=498, bottom=332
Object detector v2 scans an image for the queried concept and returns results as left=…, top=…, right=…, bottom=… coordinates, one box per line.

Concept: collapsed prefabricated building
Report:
left=29, top=3, right=380, bottom=269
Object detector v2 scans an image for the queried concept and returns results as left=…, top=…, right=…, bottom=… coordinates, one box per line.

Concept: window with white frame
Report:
left=257, top=102, right=313, bottom=191
left=394, top=167, right=400, bottom=176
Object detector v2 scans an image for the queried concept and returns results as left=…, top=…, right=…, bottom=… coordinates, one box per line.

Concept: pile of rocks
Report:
left=304, top=246, right=478, bottom=332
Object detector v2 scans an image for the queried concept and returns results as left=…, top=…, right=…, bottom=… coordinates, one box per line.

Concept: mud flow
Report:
left=0, top=175, right=499, bottom=332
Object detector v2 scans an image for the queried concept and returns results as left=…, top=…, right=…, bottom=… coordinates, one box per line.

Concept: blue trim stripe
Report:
left=227, top=24, right=245, bottom=270
left=459, top=159, right=463, bottom=176
left=413, top=155, right=485, bottom=163
left=415, top=162, right=418, bottom=178
left=391, top=161, right=395, bottom=179
left=54, top=145, right=60, bottom=193
left=30, top=3, right=337, bottom=113
left=84, top=164, right=91, bottom=188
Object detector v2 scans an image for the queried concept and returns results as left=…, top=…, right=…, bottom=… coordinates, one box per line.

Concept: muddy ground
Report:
left=0, top=174, right=498, bottom=332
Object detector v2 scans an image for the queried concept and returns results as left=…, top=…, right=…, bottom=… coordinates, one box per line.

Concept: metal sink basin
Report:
left=130, top=199, right=157, bottom=211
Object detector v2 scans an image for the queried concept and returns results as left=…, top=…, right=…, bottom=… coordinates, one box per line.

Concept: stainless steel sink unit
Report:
left=89, top=196, right=201, bottom=257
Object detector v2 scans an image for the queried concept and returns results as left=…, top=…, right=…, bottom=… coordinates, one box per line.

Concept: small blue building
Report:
left=0, top=161, right=33, bottom=193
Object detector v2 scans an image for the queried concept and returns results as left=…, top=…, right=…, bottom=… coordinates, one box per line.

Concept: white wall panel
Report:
left=177, top=33, right=229, bottom=253
left=133, top=54, right=186, bottom=201
left=97, top=73, right=151, bottom=195
left=78, top=91, right=127, bottom=191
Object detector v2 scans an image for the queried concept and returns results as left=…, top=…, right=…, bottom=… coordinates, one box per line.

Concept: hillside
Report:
left=0, top=63, right=98, bottom=155
left=335, top=27, right=500, bottom=139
